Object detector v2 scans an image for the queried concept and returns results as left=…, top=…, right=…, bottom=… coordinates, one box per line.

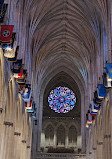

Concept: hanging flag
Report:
left=97, top=84, right=106, bottom=99
left=2, top=33, right=16, bottom=49
left=19, top=85, right=26, bottom=93
left=103, top=73, right=112, bottom=88
left=94, top=91, right=102, bottom=104
left=90, top=101, right=100, bottom=115
left=16, top=78, right=26, bottom=84
left=106, top=63, right=112, bottom=80
left=17, top=80, right=26, bottom=86
left=25, top=100, right=33, bottom=110
left=30, top=108, right=37, bottom=118
left=0, top=25, right=14, bottom=42
left=3, top=41, right=17, bottom=58
left=0, top=3, right=8, bottom=23
left=21, top=84, right=32, bottom=102
left=8, top=46, right=19, bottom=62
left=86, top=110, right=95, bottom=124
left=15, top=69, right=27, bottom=79
left=2, top=33, right=17, bottom=58
left=12, top=59, right=22, bottom=73
left=26, top=101, right=35, bottom=113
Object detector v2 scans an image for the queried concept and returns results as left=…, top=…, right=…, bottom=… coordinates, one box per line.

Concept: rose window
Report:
left=48, top=86, right=76, bottom=113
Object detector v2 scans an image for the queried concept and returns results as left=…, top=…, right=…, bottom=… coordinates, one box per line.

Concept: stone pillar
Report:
left=41, top=130, right=45, bottom=148
left=54, top=131, right=57, bottom=146
left=65, top=131, right=68, bottom=148
left=5, top=124, right=14, bottom=159
left=77, top=135, right=81, bottom=149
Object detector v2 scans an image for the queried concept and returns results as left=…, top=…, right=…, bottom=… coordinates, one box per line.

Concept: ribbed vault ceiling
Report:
left=22, top=0, right=108, bottom=91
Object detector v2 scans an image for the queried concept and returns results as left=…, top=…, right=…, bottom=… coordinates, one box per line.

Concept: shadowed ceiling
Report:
left=21, top=0, right=108, bottom=116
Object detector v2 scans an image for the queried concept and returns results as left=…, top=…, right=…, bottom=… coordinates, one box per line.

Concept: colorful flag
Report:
left=2, top=33, right=17, bottom=58
left=94, top=91, right=102, bottom=104
left=97, top=84, right=106, bottom=99
left=86, top=110, right=95, bottom=124
left=12, top=59, right=22, bottom=73
left=17, top=80, right=26, bottom=86
left=106, top=63, right=112, bottom=80
left=3, top=41, right=17, bottom=58
left=8, top=46, right=19, bottom=62
left=26, top=101, right=35, bottom=113
left=90, top=101, right=100, bottom=115
left=13, top=68, right=23, bottom=78
left=103, top=73, right=112, bottom=88
left=0, top=25, right=14, bottom=42
left=21, top=84, right=32, bottom=102
left=30, top=108, right=37, bottom=118
left=0, top=3, right=8, bottom=23
left=25, top=100, right=33, bottom=110
left=16, top=78, right=26, bottom=84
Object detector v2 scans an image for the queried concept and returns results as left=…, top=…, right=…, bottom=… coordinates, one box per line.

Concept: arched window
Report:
left=45, top=124, right=54, bottom=145
left=57, top=125, right=65, bottom=146
left=68, top=126, right=77, bottom=144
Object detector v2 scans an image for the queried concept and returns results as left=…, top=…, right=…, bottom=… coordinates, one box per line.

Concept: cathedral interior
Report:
left=0, top=0, right=112, bottom=159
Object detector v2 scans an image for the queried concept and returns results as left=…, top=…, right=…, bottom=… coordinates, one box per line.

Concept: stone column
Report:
left=54, top=130, right=57, bottom=146
left=41, top=130, right=45, bottom=148
left=65, top=130, right=68, bottom=148
left=5, top=124, right=14, bottom=159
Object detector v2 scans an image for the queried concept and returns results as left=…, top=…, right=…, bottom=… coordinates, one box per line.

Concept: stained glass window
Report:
left=48, top=86, right=76, bottom=113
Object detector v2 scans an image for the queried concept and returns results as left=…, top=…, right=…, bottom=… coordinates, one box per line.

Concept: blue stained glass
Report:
left=48, top=86, right=76, bottom=113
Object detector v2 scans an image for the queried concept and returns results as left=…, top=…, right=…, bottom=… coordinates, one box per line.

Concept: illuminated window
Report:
left=48, top=86, right=76, bottom=113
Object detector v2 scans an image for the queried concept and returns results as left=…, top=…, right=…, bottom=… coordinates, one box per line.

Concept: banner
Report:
left=106, top=63, right=112, bottom=80
left=26, top=101, right=35, bottom=112
left=21, top=84, right=32, bottom=102
left=8, top=46, right=19, bottom=62
left=16, top=78, right=26, bottom=85
left=3, top=40, right=17, bottom=58
left=0, top=25, right=14, bottom=42
left=25, top=100, right=33, bottom=110
left=90, top=101, right=100, bottom=115
left=30, top=108, right=37, bottom=118
left=97, top=84, right=106, bottom=99
left=12, top=59, right=22, bottom=73
left=94, top=91, right=102, bottom=104
left=86, top=110, right=95, bottom=124
left=103, top=73, right=112, bottom=87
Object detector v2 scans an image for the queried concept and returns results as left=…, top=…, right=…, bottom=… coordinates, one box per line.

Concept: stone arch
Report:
left=68, top=122, right=79, bottom=135
left=57, top=124, right=65, bottom=146
left=44, top=121, right=55, bottom=131
left=45, top=124, right=54, bottom=144
left=68, top=125, right=77, bottom=146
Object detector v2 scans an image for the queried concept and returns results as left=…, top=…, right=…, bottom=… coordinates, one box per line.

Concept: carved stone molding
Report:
left=14, top=132, right=21, bottom=136
left=97, top=142, right=103, bottom=145
left=104, top=134, right=111, bottom=139
left=21, top=140, right=26, bottom=143
left=4, top=121, right=13, bottom=127
left=92, top=147, right=96, bottom=150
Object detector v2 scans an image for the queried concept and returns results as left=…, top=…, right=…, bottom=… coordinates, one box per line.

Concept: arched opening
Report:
left=45, top=124, right=54, bottom=146
left=57, top=125, right=65, bottom=146
left=68, top=125, right=77, bottom=146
